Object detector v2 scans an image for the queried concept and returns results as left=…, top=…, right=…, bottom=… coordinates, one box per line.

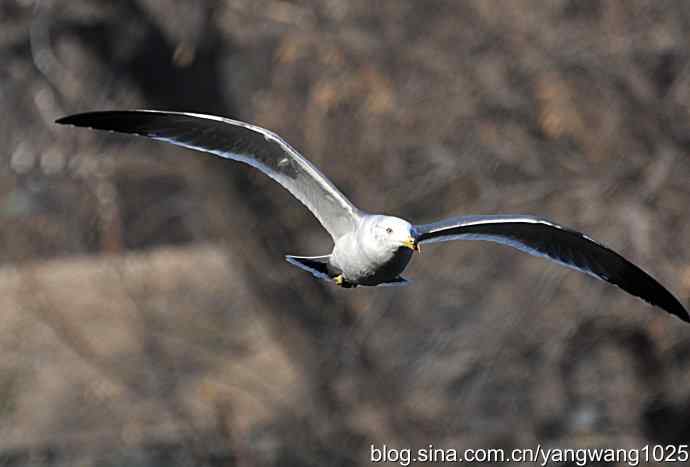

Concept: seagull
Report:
left=56, top=110, right=688, bottom=322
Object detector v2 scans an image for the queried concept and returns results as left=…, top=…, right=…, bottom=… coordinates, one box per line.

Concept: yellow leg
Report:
left=334, top=274, right=345, bottom=286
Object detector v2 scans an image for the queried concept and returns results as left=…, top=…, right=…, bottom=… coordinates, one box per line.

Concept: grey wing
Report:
left=56, top=110, right=361, bottom=239
left=415, top=214, right=688, bottom=322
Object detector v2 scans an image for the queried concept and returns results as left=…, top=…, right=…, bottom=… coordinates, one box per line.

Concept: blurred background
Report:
left=1, top=0, right=690, bottom=465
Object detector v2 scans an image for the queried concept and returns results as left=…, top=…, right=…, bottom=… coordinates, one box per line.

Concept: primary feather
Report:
left=56, top=110, right=361, bottom=239
left=415, top=215, right=688, bottom=322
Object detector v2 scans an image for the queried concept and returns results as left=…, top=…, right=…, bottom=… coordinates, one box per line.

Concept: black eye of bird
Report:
left=385, top=227, right=393, bottom=234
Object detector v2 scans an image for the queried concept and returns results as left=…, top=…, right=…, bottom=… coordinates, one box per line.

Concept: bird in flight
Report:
left=56, top=110, right=688, bottom=322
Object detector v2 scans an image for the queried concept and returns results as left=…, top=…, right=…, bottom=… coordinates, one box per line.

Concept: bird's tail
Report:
left=285, top=255, right=335, bottom=280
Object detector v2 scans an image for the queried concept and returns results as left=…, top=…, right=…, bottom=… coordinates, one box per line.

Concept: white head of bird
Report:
left=358, top=215, right=418, bottom=258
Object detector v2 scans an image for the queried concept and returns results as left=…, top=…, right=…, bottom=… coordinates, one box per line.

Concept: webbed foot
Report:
left=333, top=274, right=356, bottom=288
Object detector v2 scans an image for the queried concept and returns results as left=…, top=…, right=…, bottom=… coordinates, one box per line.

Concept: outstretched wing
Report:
left=56, top=110, right=361, bottom=239
left=415, top=214, right=688, bottom=322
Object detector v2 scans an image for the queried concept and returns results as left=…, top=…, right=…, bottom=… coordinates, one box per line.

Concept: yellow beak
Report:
left=402, top=237, right=419, bottom=252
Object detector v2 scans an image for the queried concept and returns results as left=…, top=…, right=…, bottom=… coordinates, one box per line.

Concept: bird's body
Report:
left=56, top=110, right=689, bottom=323
left=329, top=215, right=416, bottom=286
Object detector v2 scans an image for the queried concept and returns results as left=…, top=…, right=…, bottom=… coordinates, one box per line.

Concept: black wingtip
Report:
left=55, top=111, right=122, bottom=127
left=633, top=277, right=689, bottom=323
left=54, top=111, right=105, bottom=125
left=55, top=111, right=104, bottom=127
left=665, top=298, right=690, bottom=323
left=54, top=115, right=72, bottom=125
left=625, top=268, right=689, bottom=324
left=608, top=267, right=689, bottom=324
left=54, top=110, right=168, bottom=136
